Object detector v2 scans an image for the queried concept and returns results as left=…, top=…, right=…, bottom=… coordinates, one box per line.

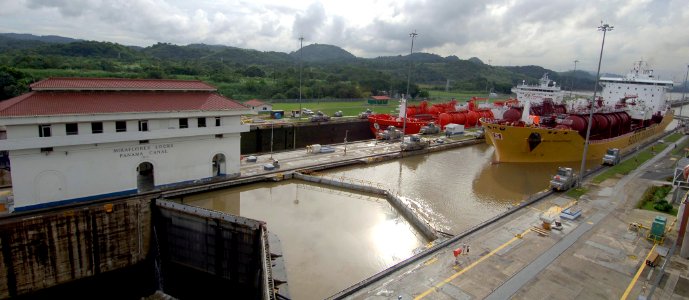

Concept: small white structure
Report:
left=0, top=77, right=254, bottom=211
left=444, top=123, right=465, bottom=136
left=244, top=99, right=272, bottom=113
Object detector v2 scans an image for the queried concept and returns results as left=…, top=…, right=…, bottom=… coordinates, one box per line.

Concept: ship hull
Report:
left=368, top=115, right=429, bottom=135
left=482, top=114, right=673, bottom=163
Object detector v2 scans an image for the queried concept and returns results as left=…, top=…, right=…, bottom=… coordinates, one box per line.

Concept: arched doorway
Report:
left=212, top=154, right=226, bottom=177
left=137, top=162, right=154, bottom=192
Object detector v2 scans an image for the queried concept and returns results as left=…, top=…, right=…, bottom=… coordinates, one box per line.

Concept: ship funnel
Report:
left=521, top=101, right=532, bottom=124
left=398, top=98, right=407, bottom=119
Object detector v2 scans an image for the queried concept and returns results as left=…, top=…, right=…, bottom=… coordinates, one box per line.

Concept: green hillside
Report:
left=0, top=33, right=599, bottom=101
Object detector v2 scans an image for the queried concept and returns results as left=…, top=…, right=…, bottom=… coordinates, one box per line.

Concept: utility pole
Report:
left=295, top=35, right=304, bottom=150
left=299, top=35, right=304, bottom=117
left=578, top=22, right=613, bottom=187
left=570, top=59, right=579, bottom=98
left=680, top=64, right=689, bottom=120
left=344, top=130, right=348, bottom=156
left=403, top=30, right=419, bottom=138
left=270, top=122, right=274, bottom=160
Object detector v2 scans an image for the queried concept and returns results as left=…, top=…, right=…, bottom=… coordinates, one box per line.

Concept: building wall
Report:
left=6, top=116, right=242, bottom=140
left=9, top=134, right=242, bottom=211
left=250, top=104, right=272, bottom=112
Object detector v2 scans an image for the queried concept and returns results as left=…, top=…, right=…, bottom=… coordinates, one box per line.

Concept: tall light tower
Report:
left=570, top=59, right=579, bottom=98
left=403, top=30, right=419, bottom=137
left=680, top=64, right=689, bottom=119
left=578, top=22, right=613, bottom=187
left=298, top=35, right=304, bottom=117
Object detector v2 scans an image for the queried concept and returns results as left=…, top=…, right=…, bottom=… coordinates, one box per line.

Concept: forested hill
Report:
left=0, top=33, right=598, bottom=101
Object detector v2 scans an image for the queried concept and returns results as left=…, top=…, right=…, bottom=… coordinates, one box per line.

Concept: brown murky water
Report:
left=178, top=126, right=677, bottom=299
left=177, top=182, right=426, bottom=300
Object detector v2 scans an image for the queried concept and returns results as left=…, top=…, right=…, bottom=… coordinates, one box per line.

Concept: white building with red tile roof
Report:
left=243, top=99, right=272, bottom=113
left=0, top=77, right=255, bottom=211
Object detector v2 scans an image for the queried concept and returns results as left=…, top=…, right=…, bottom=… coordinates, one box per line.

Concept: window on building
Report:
left=263, top=107, right=268, bottom=110
left=66, top=123, right=78, bottom=135
left=91, top=122, right=103, bottom=134
left=139, top=120, right=149, bottom=132
left=198, top=117, right=206, bottom=128
left=40, top=147, right=53, bottom=153
left=215, top=117, right=221, bottom=126
left=139, top=140, right=149, bottom=144
left=39, top=124, right=51, bottom=137
left=116, top=121, right=127, bottom=132
left=179, top=118, right=188, bottom=129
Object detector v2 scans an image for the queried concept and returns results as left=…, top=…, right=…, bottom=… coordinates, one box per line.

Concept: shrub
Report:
left=654, top=200, right=673, bottom=212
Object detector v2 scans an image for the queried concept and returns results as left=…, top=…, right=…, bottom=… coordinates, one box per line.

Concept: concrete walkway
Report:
left=339, top=136, right=689, bottom=300
left=486, top=138, right=680, bottom=300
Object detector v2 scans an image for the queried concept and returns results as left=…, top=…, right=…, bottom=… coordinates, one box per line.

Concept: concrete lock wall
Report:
left=0, top=196, right=277, bottom=300
left=0, top=197, right=151, bottom=298
left=153, top=200, right=275, bottom=300
left=241, top=120, right=373, bottom=154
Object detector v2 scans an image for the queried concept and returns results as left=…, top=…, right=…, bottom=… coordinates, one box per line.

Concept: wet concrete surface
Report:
left=338, top=135, right=689, bottom=300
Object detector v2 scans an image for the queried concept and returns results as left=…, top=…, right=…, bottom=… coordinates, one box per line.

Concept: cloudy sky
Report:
left=1, top=0, right=688, bottom=81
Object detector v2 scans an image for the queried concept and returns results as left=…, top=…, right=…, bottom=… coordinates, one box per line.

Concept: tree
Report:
left=0, top=66, right=30, bottom=100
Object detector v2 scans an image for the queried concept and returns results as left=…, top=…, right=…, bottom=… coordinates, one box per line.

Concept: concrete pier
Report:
left=294, top=172, right=439, bottom=241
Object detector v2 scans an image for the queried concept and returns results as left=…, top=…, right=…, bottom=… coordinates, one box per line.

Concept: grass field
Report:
left=269, top=90, right=513, bottom=118
left=591, top=132, right=682, bottom=184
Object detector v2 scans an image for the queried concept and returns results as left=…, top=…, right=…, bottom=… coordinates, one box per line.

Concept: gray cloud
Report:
left=0, top=0, right=687, bottom=76
left=27, top=0, right=92, bottom=17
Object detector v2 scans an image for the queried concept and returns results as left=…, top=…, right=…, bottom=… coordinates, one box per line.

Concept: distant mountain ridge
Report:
left=0, top=33, right=81, bottom=44
left=0, top=32, right=608, bottom=96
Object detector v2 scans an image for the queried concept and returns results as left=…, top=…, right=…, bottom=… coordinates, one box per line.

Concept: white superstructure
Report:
left=511, top=73, right=564, bottom=104
left=600, top=61, right=673, bottom=120
left=0, top=78, right=254, bottom=211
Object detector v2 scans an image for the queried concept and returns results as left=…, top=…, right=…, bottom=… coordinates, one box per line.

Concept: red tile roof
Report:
left=0, top=92, right=248, bottom=117
left=244, top=99, right=268, bottom=106
left=30, top=77, right=217, bottom=91
left=371, top=96, right=391, bottom=100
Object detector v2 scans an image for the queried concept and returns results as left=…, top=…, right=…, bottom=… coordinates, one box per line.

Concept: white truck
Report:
left=419, top=122, right=440, bottom=135
left=549, top=167, right=577, bottom=191
left=400, top=134, right=429, bottom=151
left=444, top=123, right=464, bottom=137
left=602, top=148, right=621, bottom=166
left=377, top=126, right=403, bottom=140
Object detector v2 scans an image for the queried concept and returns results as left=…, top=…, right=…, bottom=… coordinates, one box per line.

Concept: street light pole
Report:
left=403, top=30, right=418, bottom=138
left=680, top=64, right=689, bottom=119
left=294, top=35, right=304, bottom=150
left=570, top=59, right=579, bottom=98
left=299, top=35, right=304, bottom=117
left=344, top=130, right=348, bottom=156
left=578, top=22, right=613, bottom=187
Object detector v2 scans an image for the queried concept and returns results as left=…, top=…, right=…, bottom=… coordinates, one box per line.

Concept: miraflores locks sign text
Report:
left=113, top=143, right=174, bottom=158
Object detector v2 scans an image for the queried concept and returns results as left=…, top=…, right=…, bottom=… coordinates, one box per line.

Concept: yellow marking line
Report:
left=620, top=243, right=657, bottom=300
left=528, top=206, right=543, bottom=212
left=414, top=228, right=532, bottom=300
left=424, top=257, right=438, bottom=266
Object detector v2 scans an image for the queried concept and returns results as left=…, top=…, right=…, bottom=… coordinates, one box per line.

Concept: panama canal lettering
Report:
left=113, top=143, right=174, bottom=158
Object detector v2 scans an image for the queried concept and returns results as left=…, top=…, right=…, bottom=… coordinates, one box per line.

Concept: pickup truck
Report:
left=400, top=134, right=428, bottom=151
left=549, top=167, right=577, bottom=191
left=602, top=148, right=621, bottom=165
left=310, top=111, right=330, bottom=122
left=419, top=122, right=440, bottom=135
left=377, top=126, right=403, bottom=140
